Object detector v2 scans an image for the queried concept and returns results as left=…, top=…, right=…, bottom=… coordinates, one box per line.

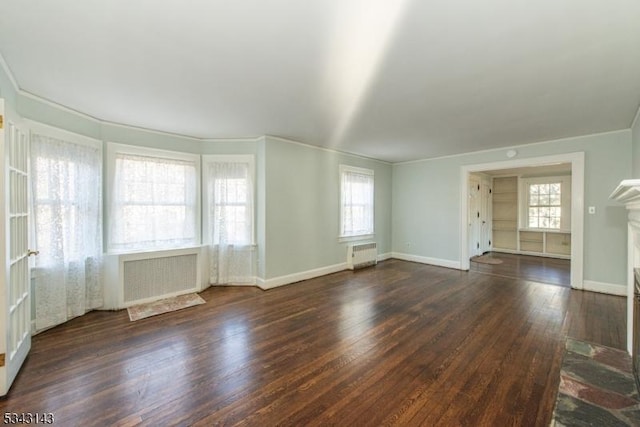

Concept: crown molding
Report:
left=266, top=135, right=392, bottom=165
left=0, top=51, right=19, bottom=92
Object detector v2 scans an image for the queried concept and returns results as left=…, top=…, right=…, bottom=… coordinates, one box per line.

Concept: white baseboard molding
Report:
left=378, top=252, right=392, bottom=262
left=391, top=252, right=461, bottom=270
left=257, top=262, right=349, bottom=290
left=581, top=280, right=627, bottom=296
left=210, top=281, right=257, bottom=287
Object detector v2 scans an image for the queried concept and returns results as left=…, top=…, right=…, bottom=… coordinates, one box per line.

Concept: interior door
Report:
left=480, top=179, right=492, bottom=253
left=0, top=100, right=32, bottom=396
left=468, top=175, right=481, bottom=257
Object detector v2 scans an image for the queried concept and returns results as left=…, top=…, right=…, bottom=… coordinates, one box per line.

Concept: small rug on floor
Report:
left=470, top=254, right=503, bottom=265
left=127, top=293, right=206, bottom=321
left=550, top=338, right=640, bottom=426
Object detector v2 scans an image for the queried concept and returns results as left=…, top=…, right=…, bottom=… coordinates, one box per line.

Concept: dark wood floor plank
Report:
left=0, top=258, right=627, bottom=426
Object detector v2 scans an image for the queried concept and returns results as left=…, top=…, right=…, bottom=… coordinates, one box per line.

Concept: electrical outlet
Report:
left=588, top=206, right=596, bottom=214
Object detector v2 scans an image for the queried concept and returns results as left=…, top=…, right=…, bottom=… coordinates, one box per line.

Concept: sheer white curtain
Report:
left=31, top=133, right=103, bottom=331
left=206, top=159, right=255, bottom=284
left=341, top=168, right=374, bottom=237
left=109, top=152, right=198, bottom=252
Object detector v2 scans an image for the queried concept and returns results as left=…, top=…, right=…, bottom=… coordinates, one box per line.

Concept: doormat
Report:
left=550, top=338, right=640, bottom=426
left=470, top=255, right=503, bottom=265
left=127, top=293, right=206, bottom=321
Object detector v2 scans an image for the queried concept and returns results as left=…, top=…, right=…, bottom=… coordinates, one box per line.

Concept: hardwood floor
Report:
left=470, top=252, right=571, bottom=287
left=0, top=259, right=625, bottom=426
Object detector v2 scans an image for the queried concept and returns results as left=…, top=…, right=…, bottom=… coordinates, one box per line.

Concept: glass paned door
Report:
left=0, top=100, right=32, bottom=396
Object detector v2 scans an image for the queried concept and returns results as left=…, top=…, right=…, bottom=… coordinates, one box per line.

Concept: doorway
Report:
left=460, top=152, right=585, bottom=289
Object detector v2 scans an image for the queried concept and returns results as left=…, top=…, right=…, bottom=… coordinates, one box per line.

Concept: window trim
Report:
left=106, top=142, right=201, bottom=253
left=339, top=164, right=375, bottom=241
left=519, top=175, right=571, bottom=232
left=202, top=154, right=256, bottom=246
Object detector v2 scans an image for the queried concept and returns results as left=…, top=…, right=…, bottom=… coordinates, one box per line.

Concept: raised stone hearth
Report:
left=551, top=339, right=640, bottom=426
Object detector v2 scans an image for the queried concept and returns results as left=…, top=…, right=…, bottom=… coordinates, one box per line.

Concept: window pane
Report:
left=341, top=168, right=374, bottom=237
left=209, top=162, right=253, bottom=246
left=112, top=152, right=198, bottom=250
left=527, top=181, right=564, bottom=230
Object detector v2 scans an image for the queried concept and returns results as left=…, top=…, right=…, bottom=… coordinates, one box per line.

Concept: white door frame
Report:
left=459, top=152, right=585, bottom=289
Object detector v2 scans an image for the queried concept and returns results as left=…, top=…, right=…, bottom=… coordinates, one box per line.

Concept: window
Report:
left=528, top=182, right=561, bottom=229
left=522, top=176, right=571, bottom=231
left=108, top=144, right=199, bottom=252
left=31, top=126, right=103, bottom=330
left=204, top=155, right=255, bottom=285
left=340, top=165, right=374, bottom=239
left=204, top=156, right=254, bottom=245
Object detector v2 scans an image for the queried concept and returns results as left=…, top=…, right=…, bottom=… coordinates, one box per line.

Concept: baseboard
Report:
left=582, top=280, right=627, bottom=296
left=257, top=262, right=349, bottom=290
left=391, top=252, right=461, bottom=270
left=378, top=252, right=392, bottom=262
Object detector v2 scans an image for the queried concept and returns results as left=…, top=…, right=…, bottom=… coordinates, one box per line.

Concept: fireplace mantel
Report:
left=611, top=179, right=640, bottom=207
left=610, top=179, right=640, bottom=355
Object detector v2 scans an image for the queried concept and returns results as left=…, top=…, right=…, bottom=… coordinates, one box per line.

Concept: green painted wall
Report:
left=0, top=63, right=17, bottom=107
left=2, top=64, right=635, bottom=287
left=633, top=108, right=640, bottom=178
left=263, top=137, right=392, bottom=279
left=392, top=130, right=632, bottom=287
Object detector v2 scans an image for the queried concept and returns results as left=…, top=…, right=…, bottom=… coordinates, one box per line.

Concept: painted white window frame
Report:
left=339, top=164, right=375, bottom=241
left=106, top=142, right=201, bottom=253
left=519, top=175, right=571, bottom=232
left=202, top=154, right=256, bottom=246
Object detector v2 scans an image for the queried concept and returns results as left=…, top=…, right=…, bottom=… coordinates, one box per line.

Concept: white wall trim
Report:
left=378, top=252, right=392, bottom=262
left=0, top=52, right=20, bottom=93
left=396, top=129, right=628, bottom=166
left=266, top=135, right=392, bottom=165
left=631, top=103, right=640, bottom=130
left=460, top=152, right=585, bottom=289
left=256, top=262, right=348, bottom=290
left=26, top=119, right=102, bottom=149
left=582, top=280, right=627, bottom=297
left=391, top=252, right=461, bottom=270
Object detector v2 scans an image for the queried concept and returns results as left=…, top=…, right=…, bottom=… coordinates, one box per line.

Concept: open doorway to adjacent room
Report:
left=461, top=153, right=584, bottom=289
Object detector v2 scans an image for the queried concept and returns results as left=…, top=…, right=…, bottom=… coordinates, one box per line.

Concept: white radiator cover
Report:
left=347, top=242, right=378, bottom=270
left=104, top=246, right=206, bottom=309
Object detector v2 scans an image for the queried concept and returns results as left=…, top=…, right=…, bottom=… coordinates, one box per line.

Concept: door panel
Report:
left=480, top=179, right=492, bottom=253
left=468, top=176, right=481, bottom=257
left=0, top=100, right=31, bottom=396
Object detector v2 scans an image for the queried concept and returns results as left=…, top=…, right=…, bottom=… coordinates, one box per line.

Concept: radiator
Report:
left=105, top=246, right=203, bottom=309
left=347, top=242, right=378, bottom=270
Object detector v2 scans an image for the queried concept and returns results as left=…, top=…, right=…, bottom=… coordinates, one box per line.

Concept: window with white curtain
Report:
left=30, top=125, right=103, bottom=331
left=108, top=144, right=199, bottom=252
left=340, top=165, right=374, bottom=239
left=204, top=155, right=255, bottom=284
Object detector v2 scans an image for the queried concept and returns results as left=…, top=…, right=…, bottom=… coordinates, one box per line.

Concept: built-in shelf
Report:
left=492, top=175, right=571, bottom=258
left=492, top=177, right=518, bottom=251
left=517, top=229, right=571, bottom=258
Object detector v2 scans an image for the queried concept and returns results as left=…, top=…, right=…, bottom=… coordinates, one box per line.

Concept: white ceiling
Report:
left=1, top=0, right=639, bottom=162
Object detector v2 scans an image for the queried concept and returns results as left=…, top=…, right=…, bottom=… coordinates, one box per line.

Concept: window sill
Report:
left=518, top=228, right=570, bottom=234
left=338, top=234, right=375, bottom=243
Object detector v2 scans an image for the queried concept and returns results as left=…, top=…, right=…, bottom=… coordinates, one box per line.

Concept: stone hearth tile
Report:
left=559, top=374, right=640, bottom=410
left=562, top=352, right=637, bottom=397
left=566, top=338, right=632, bottom=375
left=566, top=338, right=596, bottom=358
left=553, top=394, right=628, bottom=427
